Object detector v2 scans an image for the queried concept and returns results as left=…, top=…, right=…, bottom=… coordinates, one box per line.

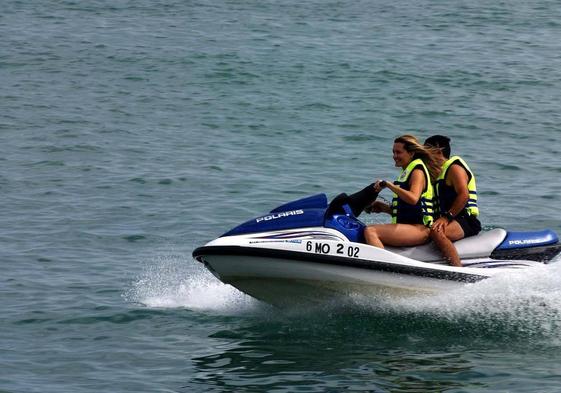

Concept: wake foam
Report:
left=124, top=253, right=259, bottom=314
left=343, top=262, right=561, bottom=339
left=125, top=251, right=561, bottom=339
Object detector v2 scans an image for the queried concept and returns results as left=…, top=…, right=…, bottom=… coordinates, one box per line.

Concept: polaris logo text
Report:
left=256, top=209, right=304, bottom=223
left=508, top=239, right=543, bottom=245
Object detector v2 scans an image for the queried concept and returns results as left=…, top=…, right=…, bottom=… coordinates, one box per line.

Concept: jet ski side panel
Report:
left=490, top=229, right=561, bottom=262
left=496, top=229, right=559, bottom=249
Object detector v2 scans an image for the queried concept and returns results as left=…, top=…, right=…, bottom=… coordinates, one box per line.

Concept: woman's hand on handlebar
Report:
left=373, top=180, right=387, bottom=193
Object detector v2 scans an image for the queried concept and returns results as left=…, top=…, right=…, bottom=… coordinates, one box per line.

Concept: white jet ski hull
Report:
left=199, top=254, right=472, bottom=306
left=193, top=229, right=548, bottom=306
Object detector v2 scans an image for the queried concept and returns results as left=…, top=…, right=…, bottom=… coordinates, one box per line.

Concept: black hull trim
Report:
left=192, top=246, right=488, bottom=283
left=490, top=244, right=561, bottom=263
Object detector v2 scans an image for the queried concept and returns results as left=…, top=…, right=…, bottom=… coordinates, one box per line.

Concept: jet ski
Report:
left=193, top=189, right=561, bottom=306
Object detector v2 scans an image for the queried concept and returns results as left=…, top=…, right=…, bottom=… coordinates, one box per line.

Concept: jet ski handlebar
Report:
left=325, top=183, right=380, bottom=219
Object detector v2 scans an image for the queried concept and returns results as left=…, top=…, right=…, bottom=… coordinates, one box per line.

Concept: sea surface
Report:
left=3, top=0, right=561, bottom=392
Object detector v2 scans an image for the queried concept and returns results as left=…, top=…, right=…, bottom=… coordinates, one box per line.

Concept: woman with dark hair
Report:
left=364, top=135, right=440, bottom=248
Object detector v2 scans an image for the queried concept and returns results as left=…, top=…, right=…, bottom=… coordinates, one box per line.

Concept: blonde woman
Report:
left=364, top=135, right=440, bottom=248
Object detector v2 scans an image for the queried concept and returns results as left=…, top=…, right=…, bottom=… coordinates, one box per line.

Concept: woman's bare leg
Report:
left=364, top=224, right=430, bottom=248
left=364, top=224, right=385, bottom=248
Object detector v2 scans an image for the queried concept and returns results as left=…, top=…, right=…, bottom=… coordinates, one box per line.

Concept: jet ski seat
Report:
left=387, top=228, right=508, bottom=262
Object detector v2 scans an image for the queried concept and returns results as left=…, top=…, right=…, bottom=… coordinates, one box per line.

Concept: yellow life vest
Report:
left=435, top=156, right=479, bottom=217
left=391, top=158, right=434, bottom=227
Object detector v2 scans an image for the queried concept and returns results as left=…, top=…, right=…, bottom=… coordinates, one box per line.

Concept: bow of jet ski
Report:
left=193, top=193, right=561, bottom=306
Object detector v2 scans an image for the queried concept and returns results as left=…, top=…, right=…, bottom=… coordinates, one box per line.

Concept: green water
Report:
left=2, top=0, right=561, bottom=391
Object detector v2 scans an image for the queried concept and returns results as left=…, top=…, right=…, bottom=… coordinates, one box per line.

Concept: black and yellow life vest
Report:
left=391, top=158, right=434, bottom=227
left=435, top=156, right=479, bottom=217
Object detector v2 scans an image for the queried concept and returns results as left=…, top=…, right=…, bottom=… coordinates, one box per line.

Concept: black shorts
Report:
left=454, top=214, right=481, bottom=238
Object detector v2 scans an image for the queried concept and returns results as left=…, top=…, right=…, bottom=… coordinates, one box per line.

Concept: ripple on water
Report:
left=57, top=309, right=164, bottom=325
left=4, top=1, right=561, bottom=392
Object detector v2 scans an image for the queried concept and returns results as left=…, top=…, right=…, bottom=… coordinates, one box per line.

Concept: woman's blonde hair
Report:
left=394, top=134, right=441, bottom=181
